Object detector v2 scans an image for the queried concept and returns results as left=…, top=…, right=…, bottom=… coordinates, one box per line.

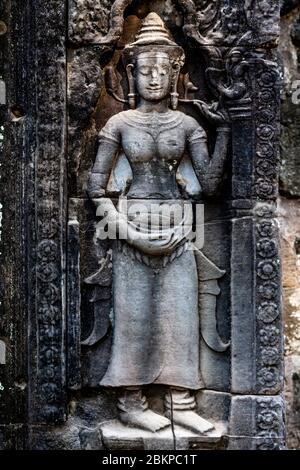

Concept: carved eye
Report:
left=160, top=67, right=169, bottom=76
left=139, top=67, right=151, bottom=76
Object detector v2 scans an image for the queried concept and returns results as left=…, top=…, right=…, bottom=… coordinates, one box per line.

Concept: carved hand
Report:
left=87, top=172, right=107, bottom=201
left=93, top=199, right=189, bottom=256
left=193, top=100, right=230, bottom=127
left=125, top=227, right=181, bottom=256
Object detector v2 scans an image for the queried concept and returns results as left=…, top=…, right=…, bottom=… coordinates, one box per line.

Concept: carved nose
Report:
left=150, top=69, right=159, bottom=84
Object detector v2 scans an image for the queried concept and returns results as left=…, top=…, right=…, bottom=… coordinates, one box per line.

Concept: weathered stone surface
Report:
left=281, top=0, right=300, bottom=16
left=278, top=197, right=300, bottom=448
left=278, top=1, right=300, bottom=450
left=27, top=0, right=67, bottom=425
left=29, top=423, right=81, bottom=451
left=228, top=395, right=285, bottom=450
left=78, top=426, right=104, bottom=450
left=284, top=356, right=300, bottom=449
left=68, top=48, right=104, bottom=196
left=279, top=3, right=300, bottom=197
left=0, top=0, right=285, bottom=450
left=0, top=0, right=29, bottom=432
left=68, top=0, right=280, bottom=47
left=69, top=0, right=115, bottom=44
left=100, top=419, right=227, bottom=450
left=279, top=198, right=300, bottom=357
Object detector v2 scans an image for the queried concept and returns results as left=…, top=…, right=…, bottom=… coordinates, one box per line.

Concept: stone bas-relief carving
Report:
left=87, top=12, right=230, bottom=436
left=68, top=0, right=280, bottom=47
left=0, top=0, right=285, bottom=451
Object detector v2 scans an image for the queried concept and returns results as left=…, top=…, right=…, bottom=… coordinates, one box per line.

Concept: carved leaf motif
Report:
left=256, top=159, right=277, bottom=178
left=257, top=124, right=275, bottom=141
left=257, top=143, right=275, bottom=159
left=39, top=283, right=60, bottom=303
left=37, top=262, right=59, bottom=283
left=244, top=0, right=280, bottom=35
left=39, top=218, right=59, bottom=238
left=42, top=346, right=61, bottom=365
left=259, top=325, right=280, bottom=346
left=257, top=407, right=280, bottom=429
left=41, top=383, right=60, bottom=402
left=257, top=220, right=275, bottom=238
left=261, top=346, right=279, bottom=365
left=257, top=367, right=280, bottom=390
left=256, top=417, right=284, bottom=449
left=255, top=179, right=276, bottom=199
left=258, top=302, right=279, bottom=323
left=257, top=107, right=276, bottom=123
left=259, top=88, right=275, bottom=104
left=38, top=305, right=60, bottom=323
left=255, top=205, right=274, bottom=219
left=194, top=0, right=221, bottom=31
left=69, top=0, right=114, bottom=43
left=258, top=69, right=279, bottom=87
left=258, top=281, right=278, bottom=300
left=257, top=238, right=277, bottom=258
left=257, top=438, right=281, bottom=450
left=257, top=260, right=279, bottom=280
left=37, top=240, right=58, bottom=262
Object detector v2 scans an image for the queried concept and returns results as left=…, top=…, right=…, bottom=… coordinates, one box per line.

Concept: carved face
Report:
left=135, top=52, right=172, bottom=102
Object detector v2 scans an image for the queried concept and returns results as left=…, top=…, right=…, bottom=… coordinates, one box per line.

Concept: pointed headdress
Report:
left=123, top=12, right=185, bottom=66
left=123, top=13, right=185, bottom=110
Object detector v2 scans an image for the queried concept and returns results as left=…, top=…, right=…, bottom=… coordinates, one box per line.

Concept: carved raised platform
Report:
left=99, top=420, right=228, bottom=450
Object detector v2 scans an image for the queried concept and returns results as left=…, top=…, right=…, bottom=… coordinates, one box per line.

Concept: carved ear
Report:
left=126, top=63, right=136, bottom=109
left=170, top=63, right=181, bottom=110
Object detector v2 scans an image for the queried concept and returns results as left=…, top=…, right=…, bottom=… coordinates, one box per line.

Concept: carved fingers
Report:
left=193, top=100, right=230, bottom=125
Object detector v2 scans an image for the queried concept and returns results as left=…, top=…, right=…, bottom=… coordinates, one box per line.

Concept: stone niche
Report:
left=0, top=0, right=284, bottom=450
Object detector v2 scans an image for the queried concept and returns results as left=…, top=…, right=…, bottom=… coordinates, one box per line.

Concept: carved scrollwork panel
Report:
left=28, top=0, right=67, bottom=424
left=68, top=1, right=280, bottom=47
left=255, top=397, right=285, bottom=450
left=69, top=0, right=115, bottom=44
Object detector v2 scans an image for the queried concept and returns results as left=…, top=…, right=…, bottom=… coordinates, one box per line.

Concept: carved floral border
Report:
left=253, top=57, right=284, bottom=448
left=255, top=397, right=285, bottom=450
left=253, top=57, right=282, bottom=392
left=31, top=0, right=67, bottom=423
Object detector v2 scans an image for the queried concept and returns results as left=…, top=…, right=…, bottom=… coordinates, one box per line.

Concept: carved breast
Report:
left=119, top=110, right=186, bottom=165
left=104, top=109, right=199, bottom=198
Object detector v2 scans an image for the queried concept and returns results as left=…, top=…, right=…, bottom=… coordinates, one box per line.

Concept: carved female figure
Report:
left=88, top=13, right=230, bottom=434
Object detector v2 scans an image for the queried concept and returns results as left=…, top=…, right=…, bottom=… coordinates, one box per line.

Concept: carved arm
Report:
left=189, top=126, right=230, bottom=197
left=87, top=139, right=119, bottom=198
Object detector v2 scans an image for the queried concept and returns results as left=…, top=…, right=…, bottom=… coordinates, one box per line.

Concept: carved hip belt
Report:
left=116, top=198, right=194, bottom=267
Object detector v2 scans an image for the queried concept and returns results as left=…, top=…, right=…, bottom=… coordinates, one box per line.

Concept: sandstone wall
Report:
left=279, top=0, right=300, bottom=450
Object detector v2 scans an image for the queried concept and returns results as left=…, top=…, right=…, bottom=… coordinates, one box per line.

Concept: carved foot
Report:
left=167, top=410, right=214, bottom=434
left=118, top=388, right=171, bottom=432
left=165, top=388, right=214, bottom=435
left=120, top=409, right=171, bottom=432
